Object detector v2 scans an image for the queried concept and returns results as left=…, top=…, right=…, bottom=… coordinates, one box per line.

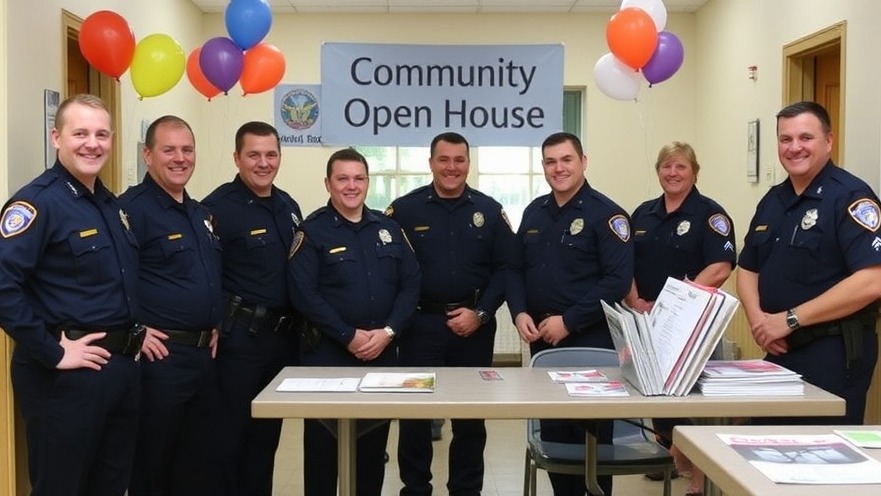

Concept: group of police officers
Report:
left=1, top=94, right=879, bottom=496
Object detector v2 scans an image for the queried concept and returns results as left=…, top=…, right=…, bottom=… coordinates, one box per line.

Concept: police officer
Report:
left=119, top=116, right=222, bottom=495
left=507, top=132, right=633, bottom=496
left=289, top=148, right=420, bottom=496
left=202, top=121, right=302, bottom=496
left=0, top=94, right=142, bottom=496
left=737, top=101, right=881, bottom=425
left=625, top=141, right=736, bottom=493
left=387, top=132, right=512, bottom=496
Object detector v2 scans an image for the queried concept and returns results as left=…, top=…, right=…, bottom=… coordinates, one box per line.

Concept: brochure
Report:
left=565, top=381, right=629, bottom=397
left=358, top=372, right=436, bottom=392
left=834, top=430, right=881, bottom=449
left=548, top=369, right=609, bottom=383
left=276, top=377, right=360, bottom=392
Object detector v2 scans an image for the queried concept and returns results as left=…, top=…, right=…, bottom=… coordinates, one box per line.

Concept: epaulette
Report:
left=305, top=206, right=330, bottom=222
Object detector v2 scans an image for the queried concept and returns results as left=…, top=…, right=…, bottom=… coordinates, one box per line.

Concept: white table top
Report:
left=674, top=425, right=881, bottom=496
left=252, top=366, right=845, bottom=420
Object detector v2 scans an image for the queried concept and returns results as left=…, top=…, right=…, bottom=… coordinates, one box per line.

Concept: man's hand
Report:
left=514, top=312, right=540, bottom=343
left=446, top=308, right=481, bottom=337
left=346, top=329, right=371, bottom=356
left=750, top=312, right=791, bottom=355
left=352, top=328, right=392, bottom=362
left=537, top=315, right=570, bottom=346
left=56, top=332, right=111, bottom=371
left=628, top=298, right=653, bottom=314
left=140, top=327, right=170, bottom=362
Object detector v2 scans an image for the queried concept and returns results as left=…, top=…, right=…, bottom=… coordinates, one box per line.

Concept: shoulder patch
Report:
left=608, top=214, right=630, bottom=242
left=848, top=198, right=881, bottom=232
left=708, top=213, right=731, bottom=236
left=1, top=201, right=38, bottom=238
left=288, top=231, right=305, bottom=259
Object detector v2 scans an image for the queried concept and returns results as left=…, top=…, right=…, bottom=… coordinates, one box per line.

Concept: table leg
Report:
left=584, top=422, right=604, bottom=496
left=338, top=419, right=357, bottom=496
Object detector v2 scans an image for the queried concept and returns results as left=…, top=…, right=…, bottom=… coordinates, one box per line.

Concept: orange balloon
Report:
left=78, top=10, right=135, bottom=80
left=240, top=43, right=286, bottom=96
left=606, top=7, right=659, bottom=70
left=186, top=47, right=221, bottom=101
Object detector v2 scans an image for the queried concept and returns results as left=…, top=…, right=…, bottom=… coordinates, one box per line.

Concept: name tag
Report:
left=250, top=228, right=267, bottom=236
left=167, top=233, right=182, bottom=240
left=79, top=228, right=98, bottom=238
left=414, top=226, right=430, bottom=232
left=755, top=225, right=768, bottom=232
left=329, top=246, right=347, bottom=254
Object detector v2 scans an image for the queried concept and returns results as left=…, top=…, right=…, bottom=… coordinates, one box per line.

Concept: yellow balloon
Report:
left=130, top=34, right=185, bottom=98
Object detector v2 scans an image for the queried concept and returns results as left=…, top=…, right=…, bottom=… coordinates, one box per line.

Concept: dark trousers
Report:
left=301, top=337, right=398, bottom=496
left=530, top=327, right=616, bottom=496
left=11, top=348, right=140, bottom=496
left=398, top=313, right=495, bottom=495
left=215, top=322, right=298, bottom=496
left=129, top=343, right=218, bottom=496
left=759, top=329, right=878, bottom=425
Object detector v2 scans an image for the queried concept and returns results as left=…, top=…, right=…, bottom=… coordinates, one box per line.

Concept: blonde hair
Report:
left=655, top=141, right=700, bottom=176
left=55, top=94, right=111, bottom=132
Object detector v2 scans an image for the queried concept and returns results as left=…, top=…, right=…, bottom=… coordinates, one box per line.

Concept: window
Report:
left=358, top=89, right=583, bottom=225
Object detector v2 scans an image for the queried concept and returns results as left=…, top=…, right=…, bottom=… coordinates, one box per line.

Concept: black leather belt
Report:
left=162, top=329, right=213, bottom=348
left=232, top=304, right=296, bottom=334
left=418, top=295, right=479, bottom=314
left=786, top=306, right=877, bottom=349
left=56, top=324, right=145, bottom=356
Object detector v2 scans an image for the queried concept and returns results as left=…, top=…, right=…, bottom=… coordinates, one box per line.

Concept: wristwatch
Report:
left=475, top=309, right=491, bottom=325
left=383, top=326, right=396, bottom=339
left=785, top=308, right=801, bottom=330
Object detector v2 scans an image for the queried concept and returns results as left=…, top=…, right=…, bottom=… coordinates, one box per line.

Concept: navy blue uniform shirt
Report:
left=0, top=162, right=139, bottom=367
left=738, top=161, right=881, bottom=312
left=202, top=175, right=302, bottom=310
left=507, top=181, right=633, bottom=333
left=119, top=174, right=223, bottom=330
left=631, top=187, right=736, bottom=300
left=289, top=205, right=421, bottom=345
left=386, top=184, right=512, bottom=312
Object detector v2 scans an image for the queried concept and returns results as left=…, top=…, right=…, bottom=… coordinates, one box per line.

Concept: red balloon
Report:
left=240, top=43, right=285, bottom=96
left=606, top=7, right=658, bottom=70
left=78, top=11, right=135, bottom=80
left=186, top=47, right=221, bottom=101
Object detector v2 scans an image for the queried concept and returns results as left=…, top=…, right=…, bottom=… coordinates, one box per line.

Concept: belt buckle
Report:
left=274, top=315, right=290, bottom=333
left=197, top=330, right=212, bottom=347
left=127, top=324, right=146, bottom=361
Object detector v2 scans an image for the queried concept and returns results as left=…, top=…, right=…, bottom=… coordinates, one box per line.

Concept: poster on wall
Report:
left=274, top=84, right=322, bottom=147
left=320, top=43, right=564, bottom=147
left=44, top=89, right=60, bottom=169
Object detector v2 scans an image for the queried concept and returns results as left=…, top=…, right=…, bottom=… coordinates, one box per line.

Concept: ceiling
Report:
left=190, top=0, right=709, bottom=15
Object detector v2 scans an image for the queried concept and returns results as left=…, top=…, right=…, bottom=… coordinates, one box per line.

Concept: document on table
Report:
left=276, top=377, right=361, bottom=392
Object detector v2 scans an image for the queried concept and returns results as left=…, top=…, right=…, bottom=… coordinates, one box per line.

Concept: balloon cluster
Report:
left=594, top=0, right=685, bottom=101
left=77, top=1, right=286, bottom=101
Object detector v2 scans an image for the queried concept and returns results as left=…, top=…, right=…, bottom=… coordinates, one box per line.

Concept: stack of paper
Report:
left=602, top=277, right=740, bottom=396
left=358, top=372, right=436, bottom=392
left=698, top=359, right=804, bottom=396
left=548, top=369, right=609, bottom=383
left=565, top=381, right=629, bottom=397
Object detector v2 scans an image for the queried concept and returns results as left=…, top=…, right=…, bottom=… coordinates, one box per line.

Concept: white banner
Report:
left=320, top=43, right=564, bottom=146
left=274, top=84, right=322, bottom=147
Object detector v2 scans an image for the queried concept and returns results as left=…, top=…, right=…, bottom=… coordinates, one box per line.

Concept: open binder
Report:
left=602, top=277, right=740, bottom=396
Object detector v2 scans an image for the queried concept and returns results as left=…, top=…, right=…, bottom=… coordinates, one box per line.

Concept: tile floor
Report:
left=272, top=418, right=693, bottom=495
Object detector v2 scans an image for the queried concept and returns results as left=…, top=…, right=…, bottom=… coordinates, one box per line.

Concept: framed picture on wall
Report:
left=44, top=89, right=60, bottom=169
left=747, top=119, right=759, bottom=183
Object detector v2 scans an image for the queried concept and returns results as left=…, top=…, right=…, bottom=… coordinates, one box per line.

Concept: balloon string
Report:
left=635, top=83, right=655, bottom=199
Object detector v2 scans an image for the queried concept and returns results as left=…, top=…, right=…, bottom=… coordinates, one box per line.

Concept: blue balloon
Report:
left=225, top=0, right=272, bottom=50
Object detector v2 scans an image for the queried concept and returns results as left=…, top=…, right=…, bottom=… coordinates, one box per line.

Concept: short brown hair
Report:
left=55, top=94, right=110, bottom=133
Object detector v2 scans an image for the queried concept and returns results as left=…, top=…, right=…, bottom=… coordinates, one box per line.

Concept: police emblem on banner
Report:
left=676, top=220, right=691, bottom=236
left=708, top=214, right=731, bottom=236
left=608, top=215, right=630, bottom=242
left=473, top=211, right=485, bottom=228
left=569, top=218, right=584, bottom=235
left=1, top=201, right=37, bottom=238
left=288, top=231, right=305, bottom=258
left=849, top=199, right=881, bottom=232
left=801, top=208, right=818, bottom=230
left=379, top=228, right=393, bottom=244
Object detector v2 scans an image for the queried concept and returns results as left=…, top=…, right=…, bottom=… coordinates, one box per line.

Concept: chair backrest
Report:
left=529, top=346, right=619, bottom=368
left=528, top=347, right=649, bottom=443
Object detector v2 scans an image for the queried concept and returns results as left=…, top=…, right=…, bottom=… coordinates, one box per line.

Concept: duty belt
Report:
left=786, top=305, right=878, bottom=369
left=162, top=329, right=213, bottom=348
left=55, top=324, right=146, bottom=356
left=223, top=294, right=297, bottom=335
left=417, top=293, right=480, bottom=314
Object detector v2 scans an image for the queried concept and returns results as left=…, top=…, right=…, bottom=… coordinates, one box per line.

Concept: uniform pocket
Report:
left=68, top=231, right=114, bottom=285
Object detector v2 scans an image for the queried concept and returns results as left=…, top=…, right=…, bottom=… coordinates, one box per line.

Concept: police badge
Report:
left=676, top=220, right=691, bottom=236
left=473, top=212, right=485, bottom=228
left=848, top=199, right=881, bottom=232
left=379, top=228, right=393, bottom=244
left=569, top=218, right=584, bottom=235
left=801, top=208, right=818, bottom=230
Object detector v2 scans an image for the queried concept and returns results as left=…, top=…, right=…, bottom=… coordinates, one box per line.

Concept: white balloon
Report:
left=621, top=0, right=668, bottom=32
left=593, top=53, right=641, bottom=101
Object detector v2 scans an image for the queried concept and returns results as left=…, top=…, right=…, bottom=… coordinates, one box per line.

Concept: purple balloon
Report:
left=199, top=37, right=243, bottom=94
left=642, top=31, right=684, bottom=86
